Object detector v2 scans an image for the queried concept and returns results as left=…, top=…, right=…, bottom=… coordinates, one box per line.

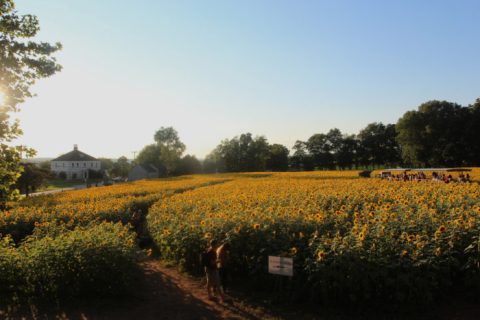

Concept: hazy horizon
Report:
left=13, top=0, right=480, bottom=159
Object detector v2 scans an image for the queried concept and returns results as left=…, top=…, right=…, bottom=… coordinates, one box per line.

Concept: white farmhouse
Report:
left=51, top=145, right=101, bottom=180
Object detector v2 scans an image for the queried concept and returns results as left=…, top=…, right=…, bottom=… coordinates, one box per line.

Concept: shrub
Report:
left=358, top=170, right=372, bottom=178
left=0, top=235, right=24, bottom=302
left=0, top=222, right=140, bottom=303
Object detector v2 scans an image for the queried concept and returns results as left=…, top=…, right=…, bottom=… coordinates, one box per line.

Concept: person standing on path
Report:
left=216, top=241, right=231, bottom=295
left=203, top=239, right=224, bottom=302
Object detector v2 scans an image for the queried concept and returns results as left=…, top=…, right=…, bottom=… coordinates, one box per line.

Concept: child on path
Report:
left=203, top=239, right=224, bottom=302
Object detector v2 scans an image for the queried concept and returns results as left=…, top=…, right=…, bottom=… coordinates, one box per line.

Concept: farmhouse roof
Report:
left=51, top=145, right=97, bottom=162
left=138, top=164, right=158, bottom=173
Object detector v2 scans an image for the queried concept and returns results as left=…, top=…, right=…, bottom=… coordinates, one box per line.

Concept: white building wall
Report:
left=51, top=161, right=102, bottom=180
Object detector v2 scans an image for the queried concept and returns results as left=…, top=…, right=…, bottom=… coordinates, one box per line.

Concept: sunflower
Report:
left=317, top=250, right=325, bottom=261
left=358, top=232, right=365, bottom=241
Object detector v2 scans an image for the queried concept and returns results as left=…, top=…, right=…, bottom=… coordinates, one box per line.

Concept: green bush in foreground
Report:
left=0, top=222, right=140, bottom=303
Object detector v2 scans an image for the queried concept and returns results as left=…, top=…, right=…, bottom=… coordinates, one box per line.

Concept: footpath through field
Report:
left=1, top=260, right=278, bottom=320
left=3, top=259, right=480, bottom=319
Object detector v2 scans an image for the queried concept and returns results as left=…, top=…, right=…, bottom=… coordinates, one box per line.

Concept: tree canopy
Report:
left=205, top=133, right=289, bottom=173
left=136, top=127, right=185, bottom=176
left=396, top=100, right=474, bottom=167
left=0, top=0, right=61, bottom=206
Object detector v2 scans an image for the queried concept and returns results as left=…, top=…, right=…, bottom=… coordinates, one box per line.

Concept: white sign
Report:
left=268, top=256, right=293, bottom=277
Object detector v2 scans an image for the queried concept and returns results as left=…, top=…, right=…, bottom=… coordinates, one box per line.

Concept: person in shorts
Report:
left=204, top=239, right=224, bottom=302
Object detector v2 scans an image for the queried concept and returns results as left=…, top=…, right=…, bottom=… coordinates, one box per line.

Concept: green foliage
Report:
left=14, top=162, right=53, bottom=195
left=290, top=140, right=314, bottom=171
left=205, top=133, right=271, bottom=172
left=266, top=144, right=289, bottom=171
left=154, top=127, right=186, bottom=175
left=306, top=132, right=335, bottom=169
left=396, top=100, right=476, bottom=167
left=98, top=157, right=114, bottom=173
left=147, top=176, right=480, bottom=306
left=357, top=123, right=401, bottom=168
left=0, top=235, right=22, bottom=301
left=136, top=144, right=164, bottom=174
left=175, top=154, right=202, bottom=175
left=111, top=156, right=131, bottom=178
left=0, top=0, right=62, bottom=206
left=137, top=127, right=186, bottom=176
left=0, top=222, right=140, bottom=303
left=301, top=126, right=400, bottom=170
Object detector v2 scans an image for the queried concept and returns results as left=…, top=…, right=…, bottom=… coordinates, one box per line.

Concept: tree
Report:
left=136, top=144, right=166, bottom=175
left=465, top=98, right=480, bottom=166
left=357, top=122, right=401, bottom=168
left=336, top=134, right=358, bottom=169
left=290, top=140, right=314, bottom=171
left=207, top=133, right=271, bottom=172
left=396, top=101, right=468, bottom=167
left=266, top=144, right=289, bottom=171
left=203, top=145, right=225, bottom=173
left=306, top=133, right=333, bottom=169
left=154, top=127, right=186, bottom=176
left=136, top=127, right=186, bottom=176
left=176, top=155, right=202, bottom=175
left=14, top=163, right=52, bottom=196
left=98, top=158, right=114, bottom=175
left=111, top=156, right=131, bottom=178
left=0, top=1, right=62, bottom=207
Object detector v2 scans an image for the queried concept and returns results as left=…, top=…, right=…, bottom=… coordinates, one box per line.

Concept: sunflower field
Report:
left=0, top=175, right=227, bottom=303
left=1, top=171, right=479, bottom=306
left=147, top=173, right=480, bottom=305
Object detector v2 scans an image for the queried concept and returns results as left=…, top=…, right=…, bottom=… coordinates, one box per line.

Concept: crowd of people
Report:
left=202, top=239, right=231, bottom=303
left=381, top=171, right=471, bottom=183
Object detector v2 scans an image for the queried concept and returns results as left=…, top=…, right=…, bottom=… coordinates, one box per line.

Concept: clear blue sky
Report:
left=14, top=0, right=480, bottom=159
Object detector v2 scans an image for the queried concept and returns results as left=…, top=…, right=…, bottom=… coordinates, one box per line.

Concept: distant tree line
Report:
left=133, top=98, right=480, bottom=175
left=17, top=97, right=480, bottom=193
left=203, top=98, right=480, bottom=173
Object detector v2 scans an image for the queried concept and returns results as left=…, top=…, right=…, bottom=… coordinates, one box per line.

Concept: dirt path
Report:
left=2, top=260, right=277, bottom=320
left=4, top=260, right=480, bottom=319
left=100, top=260, right=275, bottom=320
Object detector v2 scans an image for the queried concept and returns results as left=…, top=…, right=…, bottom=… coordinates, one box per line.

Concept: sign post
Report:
left=268, top=256, right=293, bottom=277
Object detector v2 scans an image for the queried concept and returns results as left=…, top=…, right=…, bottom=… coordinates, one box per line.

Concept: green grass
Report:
left=37, top=179, right=102, bottom=192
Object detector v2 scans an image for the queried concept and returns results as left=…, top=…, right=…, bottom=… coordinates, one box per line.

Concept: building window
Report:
left=84, top=163, right=86, bottom=167
left=72, top=163, right=74, bottom=167
left=77, top=163, right=79, bottom=167
left=63, top=163, right=65, bottom=167
left=91, top=163, right=93, bottom=167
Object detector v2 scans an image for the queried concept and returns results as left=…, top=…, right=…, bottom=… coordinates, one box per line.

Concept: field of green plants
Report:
left=0, top=176, right=227, bottom=303
left=1, top=171, right=479, bottom=308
